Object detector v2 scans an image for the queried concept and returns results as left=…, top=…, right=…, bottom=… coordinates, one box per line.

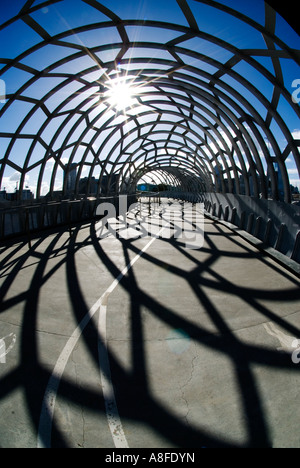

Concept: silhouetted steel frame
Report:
left=0, top=0, right=299, bottom=203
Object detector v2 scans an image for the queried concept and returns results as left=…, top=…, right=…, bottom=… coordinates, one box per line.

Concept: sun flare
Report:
left=105, top=78, right=136, bottom=112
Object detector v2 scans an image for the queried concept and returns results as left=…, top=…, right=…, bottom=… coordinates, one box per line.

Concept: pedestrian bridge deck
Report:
left=0, top=200, right=299, bottom=448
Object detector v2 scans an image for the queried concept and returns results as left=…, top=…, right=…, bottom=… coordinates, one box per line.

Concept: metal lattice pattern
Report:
left=0, top=0, right=299, bottom=202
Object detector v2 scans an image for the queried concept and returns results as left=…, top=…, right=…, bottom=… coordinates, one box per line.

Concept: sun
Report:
left=104, top=78, right=136, bottom=112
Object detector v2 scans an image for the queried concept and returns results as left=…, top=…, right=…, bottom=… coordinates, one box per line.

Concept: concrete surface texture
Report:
left=0, top=200, right=300, bottom=448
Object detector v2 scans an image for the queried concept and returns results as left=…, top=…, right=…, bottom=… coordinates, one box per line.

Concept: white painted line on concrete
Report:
left=37, top=302, right=100, bottom=449
left=37, top=225, right=167, bottom=449
left=98, top=301, right=129, bottom=448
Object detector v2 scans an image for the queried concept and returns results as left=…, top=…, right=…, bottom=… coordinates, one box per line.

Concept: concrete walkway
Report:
left=0, top=200, right=300, bottom=448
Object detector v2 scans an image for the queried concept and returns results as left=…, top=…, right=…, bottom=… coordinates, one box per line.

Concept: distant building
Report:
left=267, top=163, right=284, bottom=201
left=214, top=164, right=223, bottom=192
left=22, top=189, right=34, bottom=201
left=0, top=189, right=34, bottom=201
left=290, top=184, right=299, bottom=195
left=65, top=163, right=77, bottom=193
left=274, top=163, right=284, bottom=201
left=78, top=177, right=99, bottom=195
left=100, top=174, right=118, bottom=194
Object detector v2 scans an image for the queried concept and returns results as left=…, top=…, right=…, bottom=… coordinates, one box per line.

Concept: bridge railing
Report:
left=203, top=192, right=300, bottom=265
left=0, top=194, right=138, bottom=243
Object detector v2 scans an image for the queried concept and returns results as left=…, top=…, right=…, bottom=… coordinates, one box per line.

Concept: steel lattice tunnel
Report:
left=0, top=0, right=299, bottom=203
